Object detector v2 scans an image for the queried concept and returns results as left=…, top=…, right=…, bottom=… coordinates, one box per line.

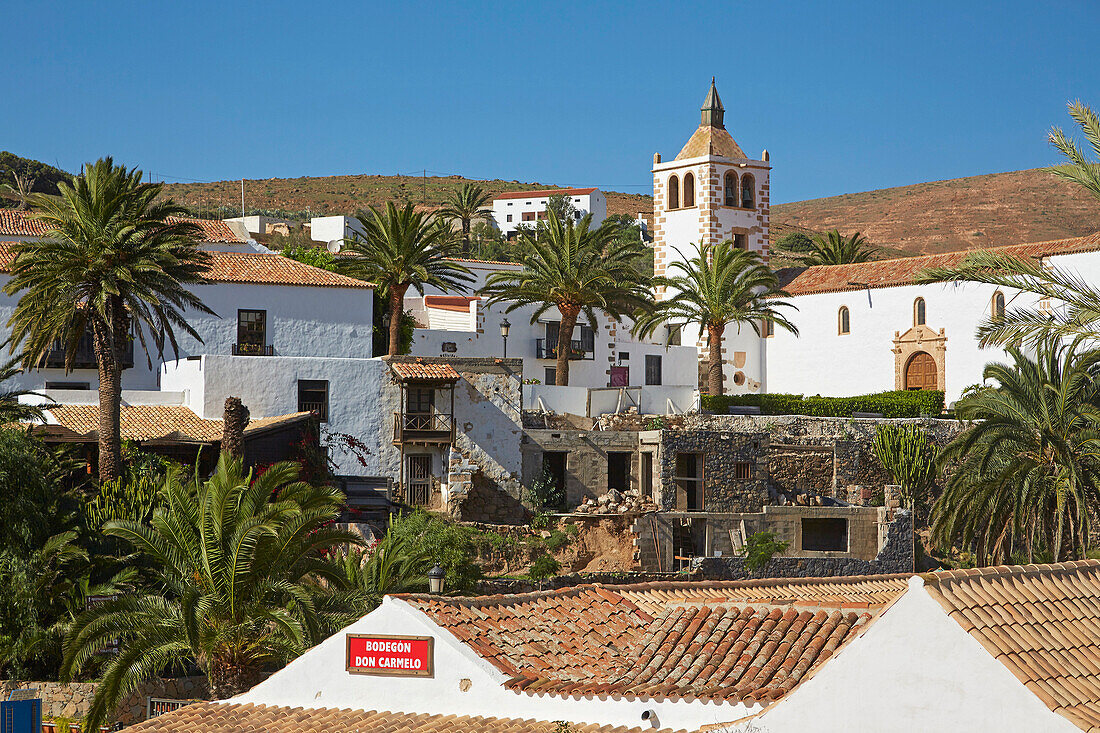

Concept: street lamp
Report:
left=499, top=318, right=511, bottom=358
left=427, top=563, right=446, bottom=594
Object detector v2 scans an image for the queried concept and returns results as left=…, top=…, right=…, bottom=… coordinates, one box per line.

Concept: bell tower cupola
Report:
left=701, top=77, right=724, bottom=128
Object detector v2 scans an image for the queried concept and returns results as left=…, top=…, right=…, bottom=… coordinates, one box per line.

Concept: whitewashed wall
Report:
left=490, top=191, right=606, bottom=235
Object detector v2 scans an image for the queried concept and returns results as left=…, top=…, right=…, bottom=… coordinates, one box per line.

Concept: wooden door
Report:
left=905, top=352, right=938, bottom=390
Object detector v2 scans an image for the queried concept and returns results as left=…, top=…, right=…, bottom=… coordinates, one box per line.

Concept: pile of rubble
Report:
left=572, top=488, right=658, bottom=515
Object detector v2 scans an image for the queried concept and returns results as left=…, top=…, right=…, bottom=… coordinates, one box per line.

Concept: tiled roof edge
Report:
left=919, top=559, right=1100, bottom=587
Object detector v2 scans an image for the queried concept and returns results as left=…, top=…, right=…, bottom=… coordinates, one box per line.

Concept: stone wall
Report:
left=657, top=430, right=770, bottom=512
left=696, top=510, right=914, bottom=580
left=521, top=428, right=640, bottom=509
left=0, top=676, right=208, bottom=726
left=767, top=443, right=834, bottom=499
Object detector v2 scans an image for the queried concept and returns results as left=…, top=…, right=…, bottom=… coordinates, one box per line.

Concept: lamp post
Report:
left=427, top=563, right=446, bottom=594
left=499, top=318, right=511, bottom=359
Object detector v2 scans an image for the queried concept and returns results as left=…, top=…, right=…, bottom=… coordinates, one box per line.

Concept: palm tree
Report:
left=931, top=339, right=1100, bottom=565
left=340, top=202, right=473, bottom=355
left=635, top=241, right=797, bottom=397
left=4, top=158, right=213, bottom=482
left=61, top=454, right=358, bottom=729
left=0, top=356, right=48, bottom=425
left=438, top=183, right=493, bottom=255
left=1048, top=100, right=1100, bottom=200
left=916, top=101, right=1100, bottom=347
left=479, top=211, right=654, bottom=386
left=798, top=229, right=878, bottom=265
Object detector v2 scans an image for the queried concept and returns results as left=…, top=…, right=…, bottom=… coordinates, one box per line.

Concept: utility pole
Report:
left=241, top=179, right=245, bottom=217
left=422, top=169, right=426, bottom=203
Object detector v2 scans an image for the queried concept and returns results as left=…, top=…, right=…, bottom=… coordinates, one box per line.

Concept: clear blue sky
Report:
left=4, top=1, right=1098, bottom=203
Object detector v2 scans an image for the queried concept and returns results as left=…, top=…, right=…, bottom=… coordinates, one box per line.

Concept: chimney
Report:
left=222, top=397, right=250, bottom=459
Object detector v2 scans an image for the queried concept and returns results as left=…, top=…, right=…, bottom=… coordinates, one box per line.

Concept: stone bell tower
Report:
left=650, top=79, right=772, bottom=394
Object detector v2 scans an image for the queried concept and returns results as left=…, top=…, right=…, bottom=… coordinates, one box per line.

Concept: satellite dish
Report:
left=326, top=239, right=343, bottom=254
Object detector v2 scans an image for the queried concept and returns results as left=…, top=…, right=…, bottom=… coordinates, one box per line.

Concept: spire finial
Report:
left=700, top=78, right=724, bottom=129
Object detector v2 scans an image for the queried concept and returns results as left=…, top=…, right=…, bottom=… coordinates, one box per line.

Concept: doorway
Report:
left=608, top=452, right=630, bottom=493
left=405, top=455, right=433, bottom=507
left=541, top=451, right=568, bottom=509
left=905, top=351, right=938, bottom=390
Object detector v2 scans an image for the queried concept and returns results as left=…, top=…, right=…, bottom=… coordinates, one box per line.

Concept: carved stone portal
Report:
left=893, top=325, right=946, bottom=392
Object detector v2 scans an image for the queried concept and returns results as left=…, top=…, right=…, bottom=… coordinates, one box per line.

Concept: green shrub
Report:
left=702, top=390, right=945, bottom=418
left=740, top=531, right=789, bottom=572
left=872, top=424, right=939, bottom=510
left=528, top=553, right=561, bottom=581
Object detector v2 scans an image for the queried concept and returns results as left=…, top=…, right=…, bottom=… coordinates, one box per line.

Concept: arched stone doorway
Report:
left=905, top=351, right=938, bottom=390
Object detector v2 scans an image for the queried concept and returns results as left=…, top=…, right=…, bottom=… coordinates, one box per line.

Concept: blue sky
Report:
left=4, top=1, right=1098, bottom=203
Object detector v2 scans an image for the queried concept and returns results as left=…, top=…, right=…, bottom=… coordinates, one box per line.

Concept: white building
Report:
left=650, top=79, right=772, bottom=394
left=133, top=560, right=1100, bottom=733
left=309, top=214, right=367, bottom=246
left=406, top=257, right=700, bottom=411
left=0, top=211, right=381, bottom=475
left=489, top=187, right=606, bottom=236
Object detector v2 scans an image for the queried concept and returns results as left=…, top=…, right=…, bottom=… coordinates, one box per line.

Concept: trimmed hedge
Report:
left=701, top=390, right=945, bottom=418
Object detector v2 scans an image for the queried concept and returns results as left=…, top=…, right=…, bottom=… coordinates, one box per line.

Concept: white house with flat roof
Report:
left=489, top=187, right=606, bottom=236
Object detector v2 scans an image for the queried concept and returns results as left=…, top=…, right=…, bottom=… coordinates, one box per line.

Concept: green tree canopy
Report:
left=798, top=229, right=878, bottom=266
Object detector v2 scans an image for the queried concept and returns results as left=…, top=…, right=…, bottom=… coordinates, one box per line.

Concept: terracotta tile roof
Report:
left=390, top=359, right=462, bottom=382
left=0, top=243, right=373, bottom=289
left=782, top=232, right=1100, bottom=297
left=922, top=560, right=1100, bottom=732
left=203, top=252, right=374, bottom=288
left=42, top=404, right=311, bottom=443
left=402, top=575, right=908, bottom=704
left=675, top=126, right=747, bottom=161
left=0, top=209, right=51, bottom=237
left=0, top=210, right=245, bottom=243
left=424, top=295, right=479, bottom=312
left=493, top=187, right=598, bottom=201
left=124, top=703, right=685, bottom=733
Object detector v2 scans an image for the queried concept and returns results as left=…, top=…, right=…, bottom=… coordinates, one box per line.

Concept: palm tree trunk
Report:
left=387, top=284, right=409, bottom=356
left=92, top=310, right=125, bottom=483
left=555, top=304, right=580, bottom=387
left=462, top=218, right=471, bottom=255
left=208, top=657, right=263, bottom=700
left=707, top=322, right=725, bottom=397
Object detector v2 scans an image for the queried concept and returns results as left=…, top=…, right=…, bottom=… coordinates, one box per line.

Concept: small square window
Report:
left=297, top=379, right=329, bottom=422
left=732, top=461, right=752, bottom=480
left=544, top=367, right=556, bottom=384
left=506, top=214, right=513, bottom=222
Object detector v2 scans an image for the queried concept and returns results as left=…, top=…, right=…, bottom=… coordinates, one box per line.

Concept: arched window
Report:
left=992, top=291, right=1006, bottom=319
left=741, top=174, right=755, bottom=209
left=914, top=297, right=926, bottom=326
left=668, top=175, right=679, bottom=209
left=724, top=172, right=737, bottom=206
left=683, top=172, right=695, bottom=207
left=838, top=306, right=850, bottom=335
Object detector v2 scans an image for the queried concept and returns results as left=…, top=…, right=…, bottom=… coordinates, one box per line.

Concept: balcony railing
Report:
left=535, top=338, right=594, bottom=360
left=299, top=400, right=328, bottom=422
left=232, top=343, right=275, bottom=356
left=392, top=412, right=455, bottom=444
left=46, top=333, right=134, bottom=370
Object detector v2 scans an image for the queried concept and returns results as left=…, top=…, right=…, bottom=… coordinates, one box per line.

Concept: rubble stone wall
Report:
left=0, top=676, right=208, bottom=726
left=657, top=430, right=770, bottom=512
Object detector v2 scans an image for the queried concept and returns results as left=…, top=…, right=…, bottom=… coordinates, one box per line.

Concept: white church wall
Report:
left=766, top=281, right=1013, bottom=404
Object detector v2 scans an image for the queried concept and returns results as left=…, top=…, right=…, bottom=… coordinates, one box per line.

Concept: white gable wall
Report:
left=232, top=596, right=757, bottom=730
left=734, top=577, right=1078, bottom=733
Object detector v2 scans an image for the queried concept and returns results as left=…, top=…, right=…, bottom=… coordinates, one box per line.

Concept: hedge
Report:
left=701, top=390, right=945, bottom=418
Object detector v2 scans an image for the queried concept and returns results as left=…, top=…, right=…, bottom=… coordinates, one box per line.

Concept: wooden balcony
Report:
left=46, top=332, right=134, bottom=370
left=392, top=411, right=455, bottom=445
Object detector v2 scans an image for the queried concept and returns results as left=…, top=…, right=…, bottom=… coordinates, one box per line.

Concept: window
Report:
left=297, top=379, right=329, bottom=422
left=544, top=366, right=557, bottom=384
left=668, top=175, right=680, bottom=209
left=732, top=233, right=748, bottom=250
left=838, top=306, right=850, bottom=335
left=608, top=452, right=630, bottom=492
left=674, top=452, right=704, bottom=511
left=992, top=291, right=1006, bottom=319
left=667, top=324, right=682, bottom=346
left=914, top=297, right=926, bottom=326
left=577, top=324, right=595, bottom=353
left=724, top=172, right=737, bottom=206
left=522, top=211, right=536, bottom=221
left=236, top=310, right=268, bottom=355
left=732, top=461, right=753, bottom=480
left=506, top=214, right=513, bottom=222
left=641, top=452, right=655, bottom=500
left=683, top=172, right=695, bottom=207
left=541, top=451, right=568, bottom=509
left=645, top=354, right=662, bottom=385
left=406, top=386, right=434, bottom=415
left=802, top=518, right=848, bottom=552
left=741, top=174, right=755, bottom=209
left=574, top=211, right=581, bottom=219
left=45, top=381, right=89, bottom=390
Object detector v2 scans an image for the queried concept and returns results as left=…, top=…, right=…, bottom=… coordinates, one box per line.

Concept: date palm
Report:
left=799, top=229, right=878, bottom=265
left=635, top=241, right=797, bottom=396
left=0, top=356, right=48, bottom=425
left=438, top=183, right=493, bottom=255
left=340, top=202, right=473, bottom=355
left=62, top=454, right=358, bottom=729
left=931, top=339, right=1100, bottom=565
left=4, top=158, right=213, bottom=482
left=916, top=101, right=1100, bottom=347
left=479, top=210, right=654, bottom=386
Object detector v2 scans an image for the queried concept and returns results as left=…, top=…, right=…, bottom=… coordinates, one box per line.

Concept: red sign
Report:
left=346, top=634, right=434, bottom=677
